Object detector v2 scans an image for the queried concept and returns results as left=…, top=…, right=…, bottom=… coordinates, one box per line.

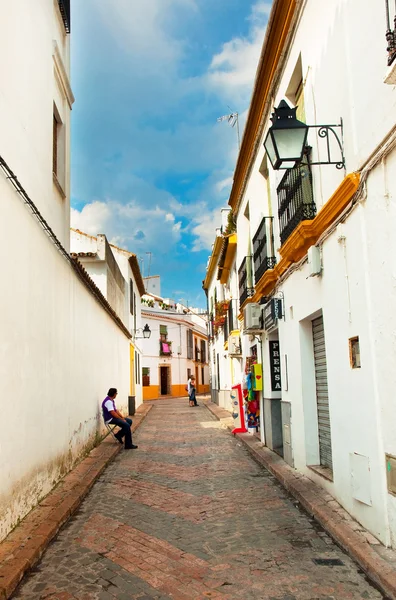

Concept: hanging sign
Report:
left=251, top=363, right=263, bottom=391
left=269, top=340, right=282, bottom=391
left=230, top=384, right=247, bottom=435
left=264, top=298, right=283, bottom=332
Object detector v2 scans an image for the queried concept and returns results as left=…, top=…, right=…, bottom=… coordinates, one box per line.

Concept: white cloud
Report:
left=95, top=0, right=197, bottom=66
left=71, top=199, right=183, bottom=253
left=190, top=210, right=222, bottom=252
left=72, top=0, right=272, bottom=257
left=215, top=176, right=233, bottom=193
left=206, top=1, right=271, bottom=104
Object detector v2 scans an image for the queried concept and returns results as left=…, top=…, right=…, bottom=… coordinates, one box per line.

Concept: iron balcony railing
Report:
left=57, top=0, right=71, bottom=33
left=252, top=217, right=276, bottom=283
left=386, top=0, right=396, bottom=65
left=277, top=163, right=316, bottom=246
left=238, top=256, right=254, bottom=309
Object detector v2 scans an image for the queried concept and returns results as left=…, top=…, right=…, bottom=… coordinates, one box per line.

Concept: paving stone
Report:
left=11, top=398, right=384, bottom=600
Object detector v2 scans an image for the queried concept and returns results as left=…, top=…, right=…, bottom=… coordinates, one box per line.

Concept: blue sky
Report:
left=70, top=0, right=272, bottom=308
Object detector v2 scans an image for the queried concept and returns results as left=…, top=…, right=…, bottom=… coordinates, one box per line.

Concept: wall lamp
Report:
left=134, top=324, right=151, bottom=339
left=264, top=100, right=345, bottom=170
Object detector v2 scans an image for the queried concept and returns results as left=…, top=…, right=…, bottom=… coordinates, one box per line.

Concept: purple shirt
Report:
left=102, top=396, right=116, bottom=423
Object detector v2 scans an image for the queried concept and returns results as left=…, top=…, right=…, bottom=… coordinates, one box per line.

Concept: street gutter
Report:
left=0, top=404, right=152, bottom=600
left=204, top=400, right=396, bottom=600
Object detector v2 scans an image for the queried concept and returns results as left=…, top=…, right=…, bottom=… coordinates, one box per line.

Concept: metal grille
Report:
left=277, top=164, right=316, bottom=246
left=57, top=0, right=71, bottom=33
left=312, top=316, right=333, bottom=470
left=252, top=217, right=276, bottom=283
left=238, top=256, right=254, bottom=309
left=385, top=0, right=396, bottom=65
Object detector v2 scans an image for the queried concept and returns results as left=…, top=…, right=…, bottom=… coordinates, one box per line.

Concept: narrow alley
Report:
left=12, top=400, right=383, bottom=600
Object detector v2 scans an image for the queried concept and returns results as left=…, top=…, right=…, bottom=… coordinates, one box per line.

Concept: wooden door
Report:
left=160, top=366, right=168, bottom=395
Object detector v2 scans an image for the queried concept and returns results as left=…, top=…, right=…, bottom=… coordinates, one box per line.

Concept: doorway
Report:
left=160, top=366, right=170, bottom=395
left=312, top=316, right=332, bottom=470
left=195, top=366, right=199, bottom=393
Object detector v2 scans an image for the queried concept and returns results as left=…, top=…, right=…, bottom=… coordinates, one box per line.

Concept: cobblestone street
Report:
left=12, top=399, right=383, bottom=600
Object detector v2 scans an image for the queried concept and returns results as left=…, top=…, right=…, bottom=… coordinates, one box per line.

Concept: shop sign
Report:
left=263, top=298, right=283, bottom=331
left=269, top=340, right=282, bottom=391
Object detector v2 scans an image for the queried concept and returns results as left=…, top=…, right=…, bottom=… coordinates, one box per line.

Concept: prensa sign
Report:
left=269, top=341, right=282, bottom=391
left=263, top=298, right=283, bottom=332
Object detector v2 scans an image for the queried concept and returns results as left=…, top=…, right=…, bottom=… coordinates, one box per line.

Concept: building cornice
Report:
left=128, top=255, right=145, bottom=297
left=228, top=0, right=298, bottom=214
left=218, top=233, right=237, bottom=284
left=141, top=310, right=207, bottom=336
left=52, top=40, right=74, bottom=109
left=203, top=235, right=224, bottom=291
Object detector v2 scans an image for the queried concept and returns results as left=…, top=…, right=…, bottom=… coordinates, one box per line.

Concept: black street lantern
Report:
left=264, top=100, right=309, bottom=170
left=142, top=324, right=151, bottom=339
left=135, top=324, right=151, bottom=339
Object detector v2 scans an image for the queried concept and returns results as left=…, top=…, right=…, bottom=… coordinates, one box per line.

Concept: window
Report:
left=160, top=325, right=168, bottom=341
left=201, top=367, right=204, bottom=385
left=135, top=351, right=141, bottom=384
left=194, top=338, right=200, bottom=361
left=349, top=337, right=361, bottom=369
left=187, top=368, right=191, bottom=380
left=142, top=367, right=150, bottom=387
left=187, top=329, right=193, bottom=359
left=53, top=115, right=58, bottom=175
left=53, top=105, right=66, bottom=195
left=130, top=280, right=134, bottom=314
left=200, top=339, right=206, bottom=363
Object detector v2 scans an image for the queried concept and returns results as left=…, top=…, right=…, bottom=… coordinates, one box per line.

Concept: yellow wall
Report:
left=143, top=384, right=209, bottom=401
left=171, top=384, right=188, bottom=398
left=143, top=386, right=159, bottom=400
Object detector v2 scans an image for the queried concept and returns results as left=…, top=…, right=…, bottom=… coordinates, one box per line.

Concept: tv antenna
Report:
left=217, top=108, right=240, bottom=149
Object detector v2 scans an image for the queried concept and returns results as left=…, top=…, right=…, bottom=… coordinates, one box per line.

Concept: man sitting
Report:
left=102, top=388, right=138, bottom=449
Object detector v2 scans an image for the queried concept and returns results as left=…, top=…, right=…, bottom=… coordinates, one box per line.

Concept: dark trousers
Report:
left=109, top=417, right=133, bottom=448
left=189, top=388, right=198, bottom=406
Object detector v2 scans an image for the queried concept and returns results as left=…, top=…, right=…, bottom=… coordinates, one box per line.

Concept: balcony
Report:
left=277, top=163, right=316, bottom=246
left=252, top=217, right=276, bottom=284
left=238, top=256, right=254, bottom=309
left=57, top=0, right=71, bottom=33
left=386, top=0, right=396, bottom=65
left=159, top=340, right=172, bottom=356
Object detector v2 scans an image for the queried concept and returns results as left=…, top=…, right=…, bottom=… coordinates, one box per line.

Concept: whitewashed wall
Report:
left=0, top=0, right=72, bottom=249
left=233, top=0, right=396, bottom=546
left=140, top=310, right=209, bottom=396
left=0, top=0, right=132, bottom=542
left=0, top=174, right=131, bottom=541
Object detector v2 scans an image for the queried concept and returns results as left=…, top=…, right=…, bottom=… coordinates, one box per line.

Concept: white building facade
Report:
left=70, top=229, right=147, bottom=409
left=139, top=290, right=209, bottom=400
left=206, top=0, right=396, bottom=547
left=204, top=210, right=242, bottom=411
left=0, top=1, right=133, bottom=542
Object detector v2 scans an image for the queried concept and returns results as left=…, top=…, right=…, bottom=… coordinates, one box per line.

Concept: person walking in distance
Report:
left=102, top=388, right=138, bottom=449
left=188, top=375, right=199, bottom=407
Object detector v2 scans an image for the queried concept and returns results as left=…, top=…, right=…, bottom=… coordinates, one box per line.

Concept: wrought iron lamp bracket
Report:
left=305, top=120, right=345, bottom=171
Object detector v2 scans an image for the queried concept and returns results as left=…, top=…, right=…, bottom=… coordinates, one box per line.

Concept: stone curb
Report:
left=205, top=400, right=396, bottom=600
left=0, top=404, right=152, bottom=600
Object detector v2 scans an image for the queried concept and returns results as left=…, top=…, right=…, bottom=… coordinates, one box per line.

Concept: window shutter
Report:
left=130, top=280, right=134, bottom=314
left=53, top=115, right=58, bottom=175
